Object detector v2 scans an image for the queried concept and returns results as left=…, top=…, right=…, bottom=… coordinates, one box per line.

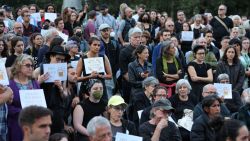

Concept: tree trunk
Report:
left=62, top=0, right=83, bottom=12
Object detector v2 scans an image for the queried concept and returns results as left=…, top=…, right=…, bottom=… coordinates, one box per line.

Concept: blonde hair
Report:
left=10, top=54, right=34, bottom=79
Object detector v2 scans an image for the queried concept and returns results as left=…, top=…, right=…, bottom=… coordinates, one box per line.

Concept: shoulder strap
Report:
left=215, top=16, right=230, bottom=33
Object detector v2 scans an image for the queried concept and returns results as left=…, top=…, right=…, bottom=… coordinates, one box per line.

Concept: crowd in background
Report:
left=0, top=2, right=250, bottom=141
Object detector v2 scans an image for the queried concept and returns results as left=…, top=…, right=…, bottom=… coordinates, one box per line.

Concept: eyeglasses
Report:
left=112, top=106, right=125, bottom=112
left=22, top=64, right=34, bottom=68
left=167, top=25, right=174, bottom=27
left=218, top=9, right=225, bottom=11
left=204, top=91, right=217, bottom=95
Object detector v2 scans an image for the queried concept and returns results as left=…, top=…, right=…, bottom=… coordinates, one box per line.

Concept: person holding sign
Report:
left=76, top=36, right=112, bottom=102
left=7, top=54, right=40, bottom=141
left=216, top=73, right=242, bottom=113
left=35, top=45, right=70, bottom=135
left=216, top=46, right=245, bottom=94
left=107, top=95, right=137, bottom=140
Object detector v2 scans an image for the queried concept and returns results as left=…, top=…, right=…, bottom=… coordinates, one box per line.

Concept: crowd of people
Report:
left=0, top=2, right=250, bottom=141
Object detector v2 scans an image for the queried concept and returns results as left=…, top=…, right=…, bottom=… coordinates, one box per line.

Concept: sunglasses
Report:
left=23, top=64, right=34, bottom=68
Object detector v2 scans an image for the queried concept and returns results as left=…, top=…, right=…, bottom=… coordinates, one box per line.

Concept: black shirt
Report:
left=119, top=45, right=136, bottom=76
left=139, top=121, right=182, bottom=141
left=5, top=54, right=17, bottom=67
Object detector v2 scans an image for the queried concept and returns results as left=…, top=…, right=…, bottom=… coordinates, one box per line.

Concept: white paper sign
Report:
left=0, top=63, right=9, bottom=85
left=19, top=89, right=47, bottom=108
left=115, top=132, right=142, bottom=141
left=43, top=63, right=67, bottom=82
left=71, top=61, right=78, bottom=69
left=31, top=13, right=41, bottom=22
left=3, top=20, right=9, bottom=28
left=84, top=57, right=105, bottom=74
left=45, top=13, right=57, bottom=22
left=214, top=83, right=232, bottom=99
left=181, top=31, right=194, bottom=41
left=137, top=110, right=143, bottom=119
left=58, top=32, right=69, bottom=43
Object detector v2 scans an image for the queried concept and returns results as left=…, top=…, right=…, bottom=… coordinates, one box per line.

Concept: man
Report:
left=193, top=84, right=230, bottom=120
left=118, top=7, right=136, bottom=46
left=84, top=10, right=97, bottom=41
left=13, top=22, right=24, bottom=37
left=152, top=29, right=171, bottom=75
left=37, top=28, right=59, bottom=65
left=204, top=30, right=220, bottom=61
left=87, top=116, right=112, bottom=141
left=54, top=17, right=69, bottom=35
left=99, top=23, right=120, bottom=96
left=132, top=4, right=146, bottom=22
left=139, top=99, right=182, bottom=141
left=219, top=36, right=230, bottom=58
left=119, top=27, right=142, bottom=103
left=0, top=6, right=14, bottom=31
left=95, top=4, right=116, bottom=36
left=165, top=20, right=176, bottom=36
left=0, top=85, right=13, bottom=141
left=16, top=5, right=38, bottom=27
left=19, top=106, right=52, bottom=141
left=230, top=27, right=240, bottom=39
left=174, top=10, right=185, bottom=34
left=210, top=4, right=233, bottom=48
left=21, top=9, right=40, bottom=37
left=217, top=73, right=242, bottom=113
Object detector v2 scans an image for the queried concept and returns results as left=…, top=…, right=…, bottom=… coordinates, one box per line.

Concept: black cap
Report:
left=2, top=5, right=12, bottom=12
left=152, top=99, right=175, bottom=112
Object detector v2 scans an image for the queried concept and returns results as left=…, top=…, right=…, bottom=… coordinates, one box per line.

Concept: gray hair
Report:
left=193, top=14, right=202, bottom=21
left=128, top=27, right=142, bottom=38
left=43, top=28, right=58, bottom=43
left=175, top=79, right=192, bottom=94
left=217, top=73, right=229, bottom=82
left=232, top=15, right=241, bottom=21
left=142, top=76, right=159, bottom=88
left=202, top=84, right=216, bottom=93
left=87, top=116, right=111, bottom=137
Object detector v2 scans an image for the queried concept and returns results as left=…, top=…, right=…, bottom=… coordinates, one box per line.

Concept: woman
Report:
left=35, top=45, right=70, bottom=134
left=128, top=45, right=153, bottom=94
left=64, top=10, right=86, bottom=37
left=190, top=95, right=222, bottom=141
left=107, top=95, right=137, bottom=141
left=24, top=33, right=44, bottom=68
left=5, top=36, right=24, bottom=68
left=138, top=13, right=152, bottom=33
left=76, top=36, right=112, bottom=102
left=73, top=79, right=107, bottom=141
left=169, top=79, right=197, bottom=141
left=217, top=119, right=249, bottom=141
left=187, top=45, right=213, bottom=102
left=191, top=14, right=205, bottom=39
left=132, top=76, right=159, bottom=127
left=216, top=46, right=245, bottom=93
left=156, top=41, right=184, bottom=98
left=7, top=54, right=40, bottom=141
left=0, top=38, right=9, bottom=58
left=179, top=22, right=193, bottom=55
left=240, top=37, right=250, bottom=89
